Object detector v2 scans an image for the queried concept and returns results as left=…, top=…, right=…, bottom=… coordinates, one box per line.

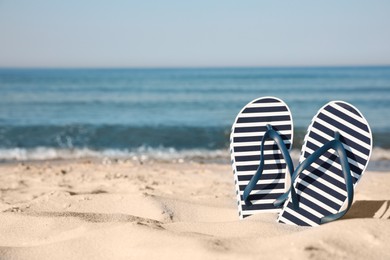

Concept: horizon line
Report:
left=0, top=64, right=390, bottom=70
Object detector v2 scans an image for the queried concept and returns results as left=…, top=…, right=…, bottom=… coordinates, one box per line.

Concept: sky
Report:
left=0, top=0, right=389, bottom=68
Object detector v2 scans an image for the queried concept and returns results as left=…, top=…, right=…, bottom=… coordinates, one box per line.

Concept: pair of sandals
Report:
left=230, top=97, right=373, bottom=226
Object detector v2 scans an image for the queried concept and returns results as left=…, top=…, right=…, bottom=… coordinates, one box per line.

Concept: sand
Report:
left=0, top=158, right=389, bottom=260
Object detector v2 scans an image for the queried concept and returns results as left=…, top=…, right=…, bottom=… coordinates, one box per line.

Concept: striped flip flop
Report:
left=277, top=101, right=372, bottom=226
left=230, top=97, right=294, bottom=219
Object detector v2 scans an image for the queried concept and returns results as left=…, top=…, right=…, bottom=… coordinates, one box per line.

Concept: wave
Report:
left=0, top=146, right=389, bottom=163
left=1, top=125, right=390, bottom=151
left=0, top=125, right=230, bottom=150
left=0, top=146, right=229, bottom=162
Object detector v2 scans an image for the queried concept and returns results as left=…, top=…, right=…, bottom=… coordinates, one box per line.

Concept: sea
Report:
left=1, top=67, right=390, bottom=168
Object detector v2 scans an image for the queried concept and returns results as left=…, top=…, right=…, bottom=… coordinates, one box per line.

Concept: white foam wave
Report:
left=0, top=146, right=229, bottom=162
left=370, top=147, right=390, bottom=161
left=0, top=146, right=389, bottom=162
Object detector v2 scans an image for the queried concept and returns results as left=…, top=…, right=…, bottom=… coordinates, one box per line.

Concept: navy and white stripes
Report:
left=277, top=101, right=372, bottom=226
left=230, top=97, right=293, bottom=218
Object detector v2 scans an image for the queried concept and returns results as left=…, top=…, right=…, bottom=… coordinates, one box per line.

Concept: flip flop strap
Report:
left=286, top=132, right=354, bottom=224
left=243, top=124, right=294, bottom=205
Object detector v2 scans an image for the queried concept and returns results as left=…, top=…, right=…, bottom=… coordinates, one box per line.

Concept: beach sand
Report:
left=0, top=159, right=389, bottom=260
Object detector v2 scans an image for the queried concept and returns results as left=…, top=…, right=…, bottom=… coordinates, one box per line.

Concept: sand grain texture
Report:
left=0, top=159, right=389, bottom=260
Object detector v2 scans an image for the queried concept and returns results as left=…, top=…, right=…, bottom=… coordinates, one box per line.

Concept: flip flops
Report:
left=277, top=101, right=373, bottom=226
left=230, top=99, right=373, bottom=226
left=230, top=97, right=294, bottom=219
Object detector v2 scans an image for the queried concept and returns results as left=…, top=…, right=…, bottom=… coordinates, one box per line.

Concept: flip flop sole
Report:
left=278, top=101, right=372, bottom=226
left=230, top=97, right=293, bottom=219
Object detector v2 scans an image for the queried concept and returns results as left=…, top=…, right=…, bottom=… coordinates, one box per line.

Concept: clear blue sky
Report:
left=0, top=0, right=389, bottom=68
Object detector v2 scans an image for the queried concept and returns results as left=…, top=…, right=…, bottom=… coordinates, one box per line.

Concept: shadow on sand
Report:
left=343, top=200, right=390, bottom=219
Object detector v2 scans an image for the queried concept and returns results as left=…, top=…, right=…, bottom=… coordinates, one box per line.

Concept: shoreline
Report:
left=1, top=147, right=390, bottom=172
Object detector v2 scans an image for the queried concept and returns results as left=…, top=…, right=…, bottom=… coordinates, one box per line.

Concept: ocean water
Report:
left=0, top=67, right=390, bottom=162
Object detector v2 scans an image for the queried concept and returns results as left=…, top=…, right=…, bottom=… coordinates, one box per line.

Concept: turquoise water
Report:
left=0, top=67, right=389, bottom=160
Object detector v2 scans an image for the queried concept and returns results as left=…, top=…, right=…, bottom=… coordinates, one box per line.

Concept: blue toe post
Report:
left=243, top=124, right=295, bottom=207
left=282, top=131, right=354, bottom=224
